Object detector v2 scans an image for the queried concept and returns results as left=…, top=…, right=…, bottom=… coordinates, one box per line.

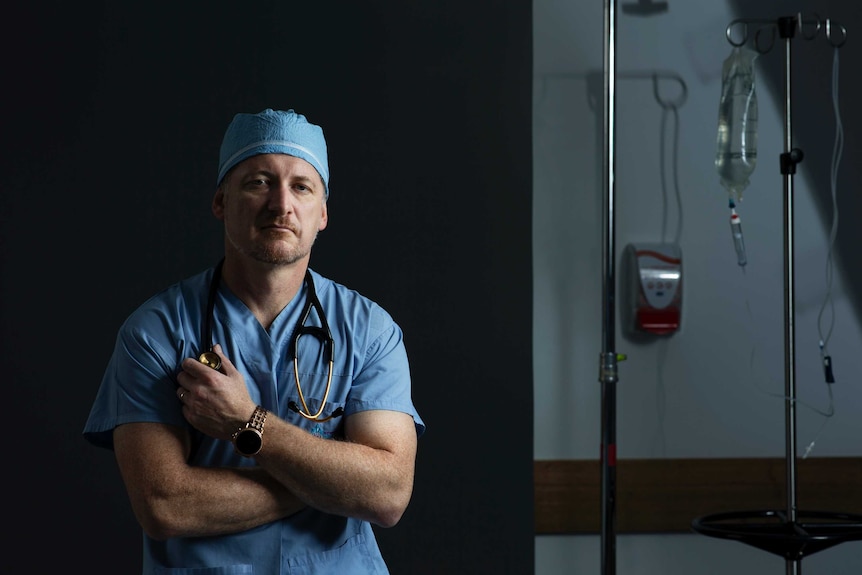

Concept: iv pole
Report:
left=691, top=14, right=862, bottom=575
left=598, top=3, right=671, bottom=572
left=599, top=0, right=620, bottom=574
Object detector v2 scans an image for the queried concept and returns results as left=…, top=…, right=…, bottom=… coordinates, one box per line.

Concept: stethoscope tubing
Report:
left=200, top=260, right=341, bottom=421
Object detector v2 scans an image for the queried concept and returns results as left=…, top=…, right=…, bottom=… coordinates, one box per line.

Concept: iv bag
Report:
left=715, top=47, right=758, bottom=203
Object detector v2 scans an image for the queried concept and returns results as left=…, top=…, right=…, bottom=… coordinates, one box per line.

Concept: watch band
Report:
left=245, top=405, right=267, bottom=434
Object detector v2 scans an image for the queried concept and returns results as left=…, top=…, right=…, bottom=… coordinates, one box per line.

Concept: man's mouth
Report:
left=262, top=223, right=296, bottom=233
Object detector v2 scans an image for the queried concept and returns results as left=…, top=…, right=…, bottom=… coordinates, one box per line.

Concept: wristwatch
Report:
left=232, top=405, right=267, bottom=457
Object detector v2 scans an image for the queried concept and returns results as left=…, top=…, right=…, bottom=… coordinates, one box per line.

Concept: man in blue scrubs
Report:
left=84, top=108, right=425, bottom=574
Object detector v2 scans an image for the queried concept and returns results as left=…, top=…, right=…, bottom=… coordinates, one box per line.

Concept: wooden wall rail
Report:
left=535, top=457, right=862, bottom=534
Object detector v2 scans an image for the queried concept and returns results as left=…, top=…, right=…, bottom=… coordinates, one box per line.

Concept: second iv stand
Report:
left=691, top=13, right=862, bottom=575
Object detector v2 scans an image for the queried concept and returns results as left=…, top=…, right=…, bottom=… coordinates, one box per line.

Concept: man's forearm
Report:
left=138, top=465, right=305, bottom=540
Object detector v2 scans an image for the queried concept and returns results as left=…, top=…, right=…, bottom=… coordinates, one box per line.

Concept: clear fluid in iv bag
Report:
left=715, top=48, right=758, bottom=203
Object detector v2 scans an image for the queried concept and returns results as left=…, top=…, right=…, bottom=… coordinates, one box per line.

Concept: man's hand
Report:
left=176, top=344, right=258, bottom=440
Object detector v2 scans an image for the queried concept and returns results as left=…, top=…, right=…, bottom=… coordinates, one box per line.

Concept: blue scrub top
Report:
left=83, top=265, right=425, bottom=574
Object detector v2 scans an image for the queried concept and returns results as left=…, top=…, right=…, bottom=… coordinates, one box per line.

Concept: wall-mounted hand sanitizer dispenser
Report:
left=623, top=243, right=682, bottom=336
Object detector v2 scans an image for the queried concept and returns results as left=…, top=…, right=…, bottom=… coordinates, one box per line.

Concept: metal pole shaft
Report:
left=777, top=15, right=800, bottom=575
left=600, top=1, right=618, bottom=574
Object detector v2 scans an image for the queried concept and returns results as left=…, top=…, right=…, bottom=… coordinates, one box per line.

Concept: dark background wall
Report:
left=1, top=2, right=534, bottom=572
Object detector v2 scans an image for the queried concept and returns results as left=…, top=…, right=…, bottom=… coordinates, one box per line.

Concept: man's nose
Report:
left=268, top=181, right=294, bottom=213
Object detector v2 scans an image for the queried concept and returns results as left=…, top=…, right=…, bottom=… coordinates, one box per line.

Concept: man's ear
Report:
left=212, top=187, right=225, bottom=220
left=319, top=201, right=328, bottom=231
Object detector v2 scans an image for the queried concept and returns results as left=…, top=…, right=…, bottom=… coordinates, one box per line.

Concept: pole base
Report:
left=692, top=509, right=862, bottom=560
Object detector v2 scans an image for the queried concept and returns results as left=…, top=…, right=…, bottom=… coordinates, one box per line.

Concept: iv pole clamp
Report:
left=691, top=12, right=862, bottom=572
left=781, top=148, right=803, bottom=176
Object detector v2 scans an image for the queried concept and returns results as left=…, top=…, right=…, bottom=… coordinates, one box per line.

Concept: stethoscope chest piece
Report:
left=199, top=351, right=222, bottom=371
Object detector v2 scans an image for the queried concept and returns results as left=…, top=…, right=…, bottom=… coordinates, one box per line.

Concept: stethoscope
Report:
left=199, top=259, right=344, bottom=422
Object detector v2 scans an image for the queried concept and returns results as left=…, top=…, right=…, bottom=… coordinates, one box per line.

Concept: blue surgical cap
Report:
left=217, top=108, right=329, bottom=196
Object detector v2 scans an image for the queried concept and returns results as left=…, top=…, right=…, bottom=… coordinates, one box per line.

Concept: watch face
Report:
left=235, top=428, right=262, bottom=456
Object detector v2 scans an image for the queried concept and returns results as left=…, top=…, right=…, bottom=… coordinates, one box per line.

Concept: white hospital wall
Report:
left=533, top=0, right=862, bottom=573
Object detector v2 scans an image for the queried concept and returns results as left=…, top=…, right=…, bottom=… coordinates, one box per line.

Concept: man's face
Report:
left=213, top=153, right=328, bottom=266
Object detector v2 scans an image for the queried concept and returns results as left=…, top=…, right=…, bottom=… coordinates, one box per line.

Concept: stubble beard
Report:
left=225, top=225, right=317, bottom=266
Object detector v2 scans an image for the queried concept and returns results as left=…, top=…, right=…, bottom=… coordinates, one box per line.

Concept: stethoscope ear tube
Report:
left=200, top=259, right=225, bottom=370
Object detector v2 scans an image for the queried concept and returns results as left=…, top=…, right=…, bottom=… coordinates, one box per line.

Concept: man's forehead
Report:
left=239, top=153, right=316, bottom=173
